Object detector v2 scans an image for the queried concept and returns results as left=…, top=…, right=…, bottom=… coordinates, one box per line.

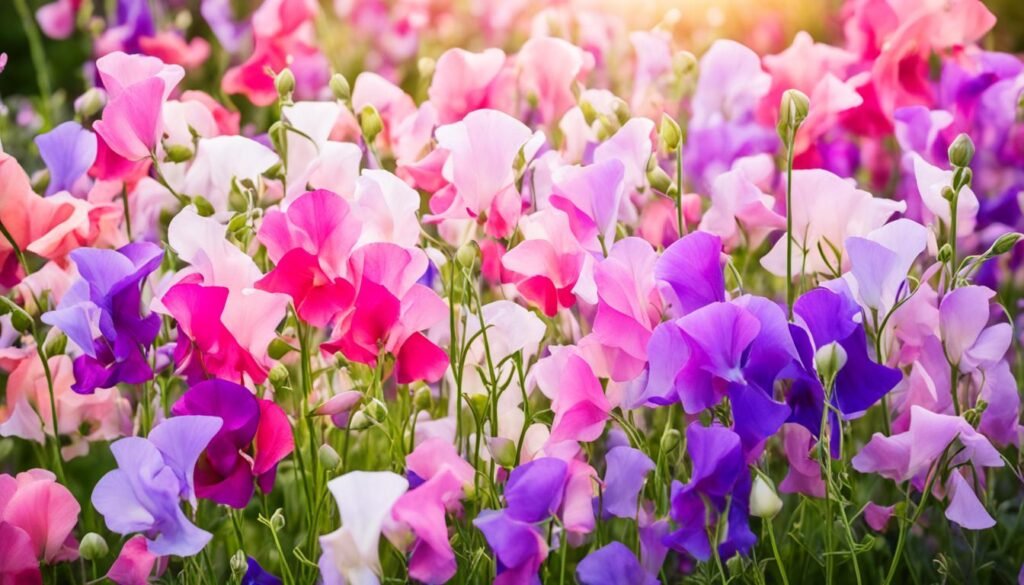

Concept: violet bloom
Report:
left=42, top=242, right=163, bottom=394
left=171, top=379, right=294, bottom=509
left=577, top=542, right=659, bottom=585
left=602, top=446, right=655, bottom=519
left=243, top=557, right=282, bottom=585
left=474, top=458, right=569, bottom=585
left=33, top=121, right=97, bottom=196
left=92, top=416, right=222, bottom=557
left=665, top=424, right=755, bottom=562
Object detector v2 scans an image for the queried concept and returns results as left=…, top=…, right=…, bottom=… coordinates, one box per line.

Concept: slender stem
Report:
left=766, top=517, right=790, bottom=585
left=13, top=0, right=54, bottom=127
left=784, top=128, right=796, bottom=320
left=34, top=340, right=67, bottom=485
left=121, top=185, right=133, bottom=239
left=675, top=143, right=686, bottom=237
left=883, top=448, right=948, bottom=585
left=950, top=363, right=961, bottom=416
left=0, top=219, right=31, bottom=276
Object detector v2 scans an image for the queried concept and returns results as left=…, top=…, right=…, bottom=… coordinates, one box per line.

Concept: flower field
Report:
left=0, top=0, right=1023, bottom=583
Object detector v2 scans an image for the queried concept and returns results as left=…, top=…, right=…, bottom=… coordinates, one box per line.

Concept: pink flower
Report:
left=516, top=37, right=587, bottom=124
left=322, top=243, right=448, bottom=384
left=698, top=155, right=785, bottom=250
left=534, top=348, right=610, bottom=445
left=139, top=33, right=211, bottom=69
left=939, top=286, right=1011, bottom=372
left=429, top=48, right=511, bottom=124
left=93, top=52, right=184, bottom=162
left=106, top=536, right=159, bottom=585
left=0, top=469, right=80, bottom=564
left=548, top=158, right=625, bottom=252
left=35, top=0, right=79, bottom=39
left=502, top=209, right=592, bottom=316
left=256, top=189, right=361, bottom=327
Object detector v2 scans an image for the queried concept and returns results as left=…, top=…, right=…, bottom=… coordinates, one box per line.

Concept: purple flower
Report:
left=654, top=231, right=725, bottom=318
left=474, top=510, right=548, bottom=585
left=664, top=424, right=755, bottom=561
left=576, top=542, right=658, bottom=585
left=42, top=242, right=163, bottom=394
left=92, top=416, right=222, bottom=557
left=503, top=458, right=569, bottom=523
left=171, top=379, right=294, bottom=509
left=243, top=557, right=282, bottom=585
left=33, top=121, right=97, bottom=196
left=602, top=447, right=654, bottom=519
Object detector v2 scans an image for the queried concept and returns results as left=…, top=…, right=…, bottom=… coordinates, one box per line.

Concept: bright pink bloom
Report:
left=502, top=209, right=592, bottom=316
left=139, top=33, right=210, bottom=69
left=534, top=349, right=611, bottom=445
left=548, top=158, right=625, bottom=251
left=322, top=243, right=448, bottom=384
left=516, top=37, right=587, bottom=124
left=0, top=520, right=41, bottom=584
left=257, top=189, right=361, bottom=327
left=391, top=470, right=463, bottom=584
left=698, top=155, right=784, bottom=250
left=429, top=48, right=511, bottom=124
left=0, top=470, right=80, bottom=563
left=106, top=536, right=158, bottom=585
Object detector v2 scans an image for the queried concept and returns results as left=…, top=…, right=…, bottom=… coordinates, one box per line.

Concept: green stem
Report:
left=675, top=143, right=686, bottom=237
left=34, top=340, right=67, bottom=485
left=121, top=185, right=133, bottom=239
left=883, top=448, right=948, bottom=585
left=784, top=128, right=796, bottom=320
left=13, top=0, right=54, bottom=127
left=766, top=516, right=790, bottom=585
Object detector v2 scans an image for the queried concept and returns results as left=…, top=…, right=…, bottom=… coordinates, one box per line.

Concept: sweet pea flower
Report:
left=321, top=243, right=448, bottom=384
left=319, top=471, right=409, bottom=585
left=182, top=136, right=279, bottom=214
left=593, top=117, right=655, bottom=197
left=428, top=48, right=511, bottom=124
left=450, top=299, right=545, bottom=400
left=602, top=446, right=655, bottom=519
left=429, top=109, right=542, bottom=238
left=93, top=415, right=223, bottom=557
left=157, top=207, right=288, bottom=384
left=242, top=557, right=282, bottom=585
left=34, top=121, right=97, bottom=196
left=654, top=231, right=726, bottom=318
left=42, top=242, right=163, bottom=394
left=93, top=52, right=185, bottom=162
left=256, top=189, right=361, bottom=327
left=911, top=154, right=980, bottom=237
left=698, top=155, right=785, bottom=251
left=0, top=469, right=80, bottom=564
left=391, top=468, right=465, bottom=583
left=533, top=348, right=610, bottom=445
left=171, top=379, right=294, bottom=508
left=35, top=0, right=81, bottom=39
left=106, top=536, right=160, bottom=585
left=0, top=355, right=131, bottom=459
left=501, top=208, right=593, bottom=316
left=761, top=169, right=905, bottom=278
left=778, top=424, right=826, bottom=498
left=844, top=218, right=928, bottom=314
left=939, top=286, right=1012, bottom=372
left=516, top=36, right=586, bottom=125
left=665, top=424, right=755, bottom=561
left=577, top=542, right=658, bottom=585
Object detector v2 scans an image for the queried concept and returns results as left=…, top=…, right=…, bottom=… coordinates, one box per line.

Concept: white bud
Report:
left=814, top=341, right=848, bottom=382
left=749, top=476, right=783, bottom=519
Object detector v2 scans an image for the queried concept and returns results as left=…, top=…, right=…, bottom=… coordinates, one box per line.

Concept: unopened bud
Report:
left=659, top=113, right=682, bottom=152
left=0, top=298, right=32, bottom=333
left=750, top=476, right=783, bottom=519
left=268, top=338, right=292, bottom=360
left=467, top=393, right=489, bottom=416
left=611, top=98, right=630, bottom=125
left=191, top=196, right=215, bottom=217
left=647, top=165, right=677, bottom=197
left=230, top=550, right=247, bottom=575
left=365, top=398, right=388, bottom=421
left=990, top=232, right=1023, bottom=256
left=940, top=185, right=956, bottom=202
left=947, top=133, right=975, bottom=168
left=579, top=100, right=597, bottom=126
left=660, top=428, right=682, bottom=453
left=413, top=384, right=433, bottom=412
left=268, top=363, right=290, bottom=387
left=75, top=88, right=106, bottom=118
left=329, top=73, right=351, bottom=102
left=44, top=332, right=67, bottom=357
left=164, top=144, right=193, bottom=163
left=318, top=444, right=341, bottom=469
left=777, top=89, right=810, bottom=140
left=814, top=341, right=848, bottom=383
left=80, top=533, right=109, bottom=560
left=348, top=410, right=372, bottom=431
left=487, top=436, right=517, bottom=468
left=275, top=68, right=295, bottom=99
left=937, top=243, right=953, bottom=263
left=456, top=242, right=478, bottom=269
left=673, top=51, right=698, bottom=78
left=270, top=508, right=286, bottom=531
left=359, top=105, right=383, bottom=143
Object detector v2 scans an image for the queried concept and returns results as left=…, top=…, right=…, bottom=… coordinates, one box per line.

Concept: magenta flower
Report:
left=171, top=379, right=294, bottom=509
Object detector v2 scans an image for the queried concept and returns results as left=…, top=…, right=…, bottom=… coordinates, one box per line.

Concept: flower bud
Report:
left=990, top=232, right=1023, bottom=256
left=318, top=444, right=341, bottom=469
left=359, top=105, right=383, bottom=143
left=456, top=242, right=478, bottom=269
left=365, top=398, right=388, bottom=421
left=647, top=165, right=677, bottom=197
left=0, top=297, right=33, bottom=333
left=413, top=384, right=433, bottom=412
left=814, top=341, right=848, bottom=382
left=777, top=89, right=810, bottom=139
left=348, top=410, right=372, bottom=431
left=611, top=98, right=630, bottom=125
left=487, top=436, right=517, bottom=468
left=330, top=73, right=351, bottom=102
left=274, top=68, right=295, bottom=99
left=80, top=533, right=109, bottom=560
left=75, top=88, right=106, bottom=119
left=579, top=100, right=598, bottom=126
left=270, top=508, right=286, bottom=531
left=940, top=185, right=956, bottom=202
left=230, top=550, right=247, bottom=575
left=164, top=144, right=194, bottom=164
left=660, top=428, right=682, bottom=453
left=467, top=393, right=489, bottom=416
left=268, top=363, right=290, bottom=387
left=749, top=476, right=783, bottom=519
left=937, top=243, right=953, bottom=263
left=947, top=133, right=975, bottom=168
left=268, top=338, right=293, bottom=360
left=191, top=195, right=215, bottom=217
left=44, top=332, right=67, bottom=357
left=659, top=113, right=682, bottom=152
left=673, top=50, right=698, bottom=79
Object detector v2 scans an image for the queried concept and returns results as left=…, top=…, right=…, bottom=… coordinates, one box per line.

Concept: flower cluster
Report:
left=1, top=0, right=1023, bottom=583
